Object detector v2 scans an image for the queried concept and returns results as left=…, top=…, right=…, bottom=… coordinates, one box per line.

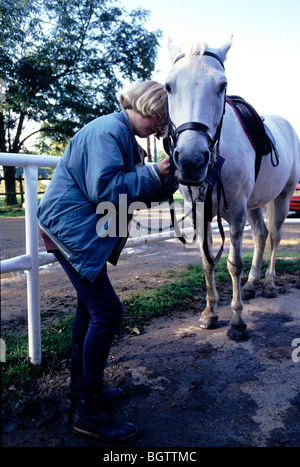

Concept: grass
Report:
left=0, top=203, right=25, bottom=217
left=1, top=252, right=300, bottom=388
left=0, top=194, right=44, bottom=217
left=2, top=314, right=74, bottom=387
left=172, top=190, right=184, bottom=204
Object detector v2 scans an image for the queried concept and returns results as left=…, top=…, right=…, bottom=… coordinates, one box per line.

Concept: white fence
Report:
left=1, top=153, right=60, bottom=364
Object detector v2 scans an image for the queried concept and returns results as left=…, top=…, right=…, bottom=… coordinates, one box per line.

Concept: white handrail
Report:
left=1, top=153, right=59, bottom=364
left=0, top=152, right=60, bottom=167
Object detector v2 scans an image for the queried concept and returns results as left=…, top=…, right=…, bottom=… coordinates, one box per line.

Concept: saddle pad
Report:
left=226, top=95, right=280, bottom=179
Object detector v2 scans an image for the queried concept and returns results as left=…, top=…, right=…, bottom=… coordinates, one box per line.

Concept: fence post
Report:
left=24, top=166, right=41, bottom=364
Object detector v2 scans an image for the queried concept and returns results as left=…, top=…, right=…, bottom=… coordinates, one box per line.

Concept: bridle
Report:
left=164, top=50, right=227, bottom=184
left=163, top=50, right=228, bottom=265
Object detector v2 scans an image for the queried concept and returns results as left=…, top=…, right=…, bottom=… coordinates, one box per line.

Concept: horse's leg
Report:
left=262, top=193, right=290, bottom=298
left=227, top=205, right=249, bottom=340
left=242, top=207, right=268, bottom=299
left=198, top=222, right=219, bottom=329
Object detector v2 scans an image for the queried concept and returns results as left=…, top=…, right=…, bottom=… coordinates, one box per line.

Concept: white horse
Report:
left=165, top=38, right=300, bottom=340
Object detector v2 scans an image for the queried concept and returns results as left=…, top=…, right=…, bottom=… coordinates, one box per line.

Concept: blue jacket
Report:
left=37, top=110, right=175, bottom=281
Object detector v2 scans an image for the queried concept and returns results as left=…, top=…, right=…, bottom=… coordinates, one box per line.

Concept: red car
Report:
left=290, top=182, right=300, bottom=212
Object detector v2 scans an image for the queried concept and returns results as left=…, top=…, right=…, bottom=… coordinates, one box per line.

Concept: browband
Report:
left=173, top=51, right=225, bottom=69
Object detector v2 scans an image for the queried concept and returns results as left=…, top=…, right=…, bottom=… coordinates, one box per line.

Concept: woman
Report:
left=37, top=80, right=176, bottom=442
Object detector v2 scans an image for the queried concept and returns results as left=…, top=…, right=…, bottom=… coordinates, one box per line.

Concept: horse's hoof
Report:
left=262, top=287, right=278, bottom=299
left=242, top=288, right=255, bottom=300
left=227, top=323, right=249, bottom=341
left=198, top=315, right=218, bottom=330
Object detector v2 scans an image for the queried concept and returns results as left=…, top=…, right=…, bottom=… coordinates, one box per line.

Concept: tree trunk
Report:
left=1, top=111, right=25, bottom=206
left=3, top=166, right=18, bottom=206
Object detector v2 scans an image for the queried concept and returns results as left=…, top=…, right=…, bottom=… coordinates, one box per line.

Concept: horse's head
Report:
left=165, top=38, right=232, bottom=185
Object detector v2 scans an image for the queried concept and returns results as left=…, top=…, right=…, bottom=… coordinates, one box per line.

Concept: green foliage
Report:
left=0, top=0, right=162, bottom=154
left=273, top=258, right=300, bottom=274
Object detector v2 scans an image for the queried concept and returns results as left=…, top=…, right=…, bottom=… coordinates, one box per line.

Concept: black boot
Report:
left=67, top=375, right=124, bottom=407
left=67, top=375, right=81, bottom=406
left=73, top=392, right=138, bottom=442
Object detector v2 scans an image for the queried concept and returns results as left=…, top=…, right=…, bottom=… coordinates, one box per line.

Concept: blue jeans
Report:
left=53, top=251, right=124, bottom=393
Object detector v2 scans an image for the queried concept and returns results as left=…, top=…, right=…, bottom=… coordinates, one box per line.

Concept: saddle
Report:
left=226, top=95, right=278, bottom=179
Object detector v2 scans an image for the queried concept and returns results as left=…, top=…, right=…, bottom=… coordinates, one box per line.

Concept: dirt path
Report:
left=1, top=216, right=300, bottom=447
left=1, top=215, right=299, bottom=325
left=2, top=287, right=300, bottom=448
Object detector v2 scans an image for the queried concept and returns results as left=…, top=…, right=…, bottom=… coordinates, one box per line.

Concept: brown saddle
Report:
left=226, top=95, right=278, bottom=179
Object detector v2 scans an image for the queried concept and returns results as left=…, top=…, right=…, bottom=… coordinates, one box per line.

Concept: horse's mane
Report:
left=184, top=40, right=208, bottom=62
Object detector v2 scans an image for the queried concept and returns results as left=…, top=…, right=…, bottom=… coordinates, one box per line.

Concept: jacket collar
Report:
left=114, top=110, right=133, bottom=132
left=114, top=110, right=141, bottom=165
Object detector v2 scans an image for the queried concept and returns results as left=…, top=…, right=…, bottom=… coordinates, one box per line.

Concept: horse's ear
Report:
left=167, top=38, right=183, bottom=63
left=218, top=35, right=233, bottom=63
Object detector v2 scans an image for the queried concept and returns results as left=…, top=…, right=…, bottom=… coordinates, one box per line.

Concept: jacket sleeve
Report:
left=66, top=130, right=164, bottom=206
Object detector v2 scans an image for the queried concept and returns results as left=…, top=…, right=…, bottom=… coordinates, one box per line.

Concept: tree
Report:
left=0, top=0, right=162, bottom=205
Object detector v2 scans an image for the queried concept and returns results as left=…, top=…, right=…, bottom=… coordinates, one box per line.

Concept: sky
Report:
left=122, top=0, right=300, bottom=137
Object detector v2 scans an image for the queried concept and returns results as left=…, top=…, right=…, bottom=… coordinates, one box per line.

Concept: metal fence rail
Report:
left=1, top=153, right=59, bottom=364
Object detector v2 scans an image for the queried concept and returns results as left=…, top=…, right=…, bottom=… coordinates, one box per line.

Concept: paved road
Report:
left=0, top=204, right=192, bottom=259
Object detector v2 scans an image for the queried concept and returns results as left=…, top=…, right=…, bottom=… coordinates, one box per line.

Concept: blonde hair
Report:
left=119, top=80, right=167, bottom=118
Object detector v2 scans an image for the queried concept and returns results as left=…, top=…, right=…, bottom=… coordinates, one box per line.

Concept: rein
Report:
left=164, top=50, right=228, bottom=265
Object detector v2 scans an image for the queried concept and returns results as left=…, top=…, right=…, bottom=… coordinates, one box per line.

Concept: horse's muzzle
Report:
left=173, top=148, right=210, bottom=186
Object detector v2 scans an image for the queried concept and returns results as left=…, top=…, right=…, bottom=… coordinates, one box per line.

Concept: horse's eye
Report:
left=219, top=82, right=227, bottom=94
left=165, top=83, right=172, bottom=93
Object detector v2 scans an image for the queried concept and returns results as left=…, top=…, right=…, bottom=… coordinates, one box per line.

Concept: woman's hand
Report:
left=156, top=157, right=171, bottom=179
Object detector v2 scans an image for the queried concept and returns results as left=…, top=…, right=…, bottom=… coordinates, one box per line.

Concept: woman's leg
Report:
left=80, top=263, right=124, bottom=392
left=53, top=251, right=123, bottom=390
left=70, top=294, right=89, bottom=377
left=53, top=251, right=137, bottom=441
